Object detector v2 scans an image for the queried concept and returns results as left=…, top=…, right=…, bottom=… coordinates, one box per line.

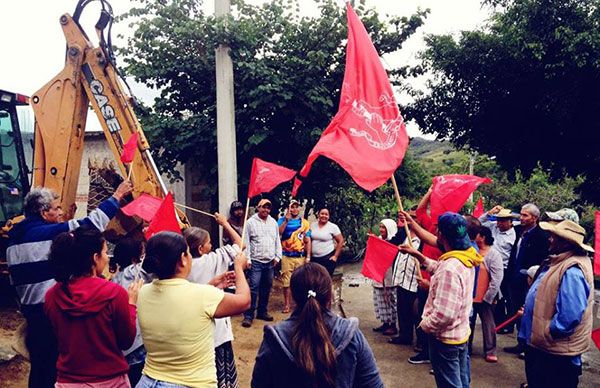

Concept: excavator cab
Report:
left=0, top=90, right=32, bottom=224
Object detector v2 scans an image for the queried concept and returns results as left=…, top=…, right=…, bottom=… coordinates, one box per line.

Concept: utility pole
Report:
left=215, top=0, right=238, bottom=231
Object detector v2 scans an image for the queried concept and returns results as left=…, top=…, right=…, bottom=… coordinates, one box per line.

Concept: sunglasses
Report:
left=261, top=204, right=272, bottom=209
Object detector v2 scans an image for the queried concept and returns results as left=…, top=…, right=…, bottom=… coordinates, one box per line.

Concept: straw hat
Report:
left=539, top=220, right=594, bottom=253
left=495, top=209, right=517, bottom=219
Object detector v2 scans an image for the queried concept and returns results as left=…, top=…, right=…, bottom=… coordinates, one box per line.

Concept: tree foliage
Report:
left=118, top=0, right=428, bottom=253
left=407, top=0, right=600, bottom=204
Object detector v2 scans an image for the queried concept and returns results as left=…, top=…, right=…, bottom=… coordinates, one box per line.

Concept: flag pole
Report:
left=174, top=202, right=216, bottom=218
left=127, top=163, right=133, bottom=181
left=240, top=197, right=251, bottom=253
left=391, top=174, right=422, bottom=280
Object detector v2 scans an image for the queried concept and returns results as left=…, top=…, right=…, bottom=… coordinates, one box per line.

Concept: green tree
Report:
left=119, top=0, right=428, bottom=254
left=406, top=0, right=600, bottom=204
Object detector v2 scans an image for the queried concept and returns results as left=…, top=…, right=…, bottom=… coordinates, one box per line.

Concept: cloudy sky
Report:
left=0, top=0, right=490, bottom=135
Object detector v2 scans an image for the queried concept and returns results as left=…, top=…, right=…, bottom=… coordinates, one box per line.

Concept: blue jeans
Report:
left=429, top=337, right=470, bottom=388
left=136, top=374, right=187, bottom=387
left=244, top=260, right=274, bottom=319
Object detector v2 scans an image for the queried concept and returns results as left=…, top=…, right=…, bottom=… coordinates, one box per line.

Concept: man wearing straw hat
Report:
left=518, top=220, right=594, bottom=388
left=479, top=206, right=518, bottom=331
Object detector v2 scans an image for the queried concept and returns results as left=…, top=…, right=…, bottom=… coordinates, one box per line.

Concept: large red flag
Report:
left=120, top=132, right=139, bottom=164
left=144, top=193, right=181, bottom=240
left=299, top=3, right=408, bottom=192
left=472, top=197, right=485, bottom=218
left=430, top=175, right=492, bottom=221
left=361, top=234, right=399, bottom=283
left=248, top=158, right=296, bottom=198
left=121, top=193, right=162, bottom=222
left=594, top=211, right=600, bottom=275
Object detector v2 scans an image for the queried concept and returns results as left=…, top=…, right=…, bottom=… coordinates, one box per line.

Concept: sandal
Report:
left=485, top=354, right=498, bottom=363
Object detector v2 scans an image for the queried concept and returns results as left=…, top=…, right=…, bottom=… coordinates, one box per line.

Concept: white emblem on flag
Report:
left=348, top=95, right=404, bottom=150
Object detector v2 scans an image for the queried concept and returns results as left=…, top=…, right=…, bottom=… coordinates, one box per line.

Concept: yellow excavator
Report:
left=32, top=0, right=169, bottom=218
left=1, top=0, right=188, bottom=276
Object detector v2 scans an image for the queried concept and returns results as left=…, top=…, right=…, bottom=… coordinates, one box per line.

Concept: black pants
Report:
left=508, top=274, right=528, bottom=329
left=494, top=269, right=510, bottom=326
left=23, top=308, right=58, bottom=388
left=525, top=346, right=582, bottom=388
left=396, top=287, right=417, bottom=343
left=416, top=288, right=429, bottom=355
left=312, top=251, right=336, bottom=276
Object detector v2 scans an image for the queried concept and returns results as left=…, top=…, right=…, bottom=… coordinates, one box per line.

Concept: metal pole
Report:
left=215, top=0, right=238, bottom=242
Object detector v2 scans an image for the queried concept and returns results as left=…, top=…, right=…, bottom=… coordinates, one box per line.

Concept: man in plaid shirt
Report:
left=400, top=212, right=483, bottom=388
left=242, top=198, right=282, bottom=328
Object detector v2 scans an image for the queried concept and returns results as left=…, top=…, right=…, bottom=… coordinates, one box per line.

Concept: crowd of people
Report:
left=5, top=180, right=596, bottom=388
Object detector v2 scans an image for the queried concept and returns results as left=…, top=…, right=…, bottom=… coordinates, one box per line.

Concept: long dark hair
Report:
left=142, top=231, right=188, bottom=279
left=111, top=237, right=144, bottom=270
left=49, top=225, right=105, bottom=296
left=290, top=263, right=336, bottom=388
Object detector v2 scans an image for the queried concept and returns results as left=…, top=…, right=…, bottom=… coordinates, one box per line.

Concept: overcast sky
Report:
left=0, top=0, right=490, bottom=136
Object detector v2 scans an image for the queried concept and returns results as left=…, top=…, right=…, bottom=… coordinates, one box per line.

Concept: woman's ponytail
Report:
left=290, top=263, right=337, bottom=388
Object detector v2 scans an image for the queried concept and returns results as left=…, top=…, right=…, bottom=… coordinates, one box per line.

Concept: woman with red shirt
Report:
left=45, top=226, right=142, bottom=387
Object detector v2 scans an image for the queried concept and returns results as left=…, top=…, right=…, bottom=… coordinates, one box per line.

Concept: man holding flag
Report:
left=399, top=212, right=483, bottom=388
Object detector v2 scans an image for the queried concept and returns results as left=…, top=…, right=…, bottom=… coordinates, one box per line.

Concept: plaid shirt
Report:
left=420, top=256, right=475, bottom=344
left=244, top=214, right=282, bottom=263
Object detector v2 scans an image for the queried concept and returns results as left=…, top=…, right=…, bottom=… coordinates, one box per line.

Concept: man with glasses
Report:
left=242, top=198, right=281, bottom=328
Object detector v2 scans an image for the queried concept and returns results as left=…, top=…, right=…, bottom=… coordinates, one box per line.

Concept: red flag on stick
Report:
left=594, top=211, right=600, bottom=275
left=121, top=193, right=162, bottom=222
left=248, top=158, right=296, bottom=198
left=120, top=132, right=139, bottom=164
left=430, top=175, right=492, bottom=221
left=472, top=197, right=485, bottom=218
left=144, top=193, right=181, bottom=240
left=291, top=177, right=302, bottom=197
left=361, top=235, right=399, bottom=283
left=299, top=3, right=408, bottom=191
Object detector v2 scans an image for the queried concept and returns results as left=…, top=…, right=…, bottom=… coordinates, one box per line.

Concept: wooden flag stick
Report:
left=174, top=202, right=215, bottom=218
left=127, top=163, right=133, bottom=181
left=239, top=197, right=251, bottom=247
left=391, top=174, right=423, bottom=280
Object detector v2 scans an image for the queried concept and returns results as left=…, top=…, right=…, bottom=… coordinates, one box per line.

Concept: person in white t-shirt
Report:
left=309, top=208, right=344, bottom=276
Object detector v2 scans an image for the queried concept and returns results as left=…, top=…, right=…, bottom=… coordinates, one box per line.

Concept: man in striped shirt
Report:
left=242, top=198, right=281, bottom=327
left=7, top=182, right=132, bottom=388
left=400, top=212, right=483, bottom=388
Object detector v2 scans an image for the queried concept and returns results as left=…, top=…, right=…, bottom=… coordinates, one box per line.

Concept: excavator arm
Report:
left=31, top=0, right=168, bottom=221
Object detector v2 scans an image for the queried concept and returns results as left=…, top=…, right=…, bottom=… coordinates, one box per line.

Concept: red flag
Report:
left=430, top=175, right=492, bottom=221
left=120, top=132, right=139, bottom=164
left=121, top=193, right=162, bottom=222
left=299, top=3, right=408, bottom=191
left=361, top=234, right=399, bottom=283
left=248, top=158, right=296, bottom=198
left=291, top=177, right=302, bottom=197
left=144, top=193, right=181, bottom=240
left=472, top=197, right=485, bottom=218
left=594, top=211, right=600, bottom=275
left=593, top=327, right=600, bottom=350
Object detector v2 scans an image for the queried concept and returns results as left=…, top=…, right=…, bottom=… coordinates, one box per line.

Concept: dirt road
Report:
left=2, top=262, right=599, bottom=387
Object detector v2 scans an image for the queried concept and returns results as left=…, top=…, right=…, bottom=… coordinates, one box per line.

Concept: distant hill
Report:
left=407, top=137, right=469, bottom=175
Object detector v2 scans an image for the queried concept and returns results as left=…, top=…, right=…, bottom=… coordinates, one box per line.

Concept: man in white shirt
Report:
left=479, top=206, right=517, bottom=332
